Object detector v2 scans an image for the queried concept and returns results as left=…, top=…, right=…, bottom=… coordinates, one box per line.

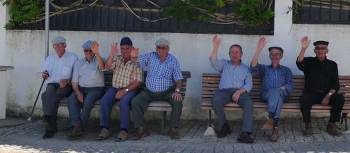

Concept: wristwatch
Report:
left=175, top=88, right=180, bottom=93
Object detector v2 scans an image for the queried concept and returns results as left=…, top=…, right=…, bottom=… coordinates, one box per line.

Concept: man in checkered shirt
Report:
left=97, top=37, right=143, bottom=141
left=130, top=38, right=184, bottom=140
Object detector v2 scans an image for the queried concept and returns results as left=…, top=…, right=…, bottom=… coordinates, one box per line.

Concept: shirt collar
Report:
left=84, top=56, right=96, bottom=64
left=269, top=64, right=281, bottom=69
left=156, top=52, right=170, bottom=63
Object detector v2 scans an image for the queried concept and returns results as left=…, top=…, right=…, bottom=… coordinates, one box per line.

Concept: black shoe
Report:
left=237, top=132, right=255, bottom=143
left=302, top=122, right=313, bottom=137
left=43, top=130, right=55, bottom=139
left=216, top=123, right=232, bottom=138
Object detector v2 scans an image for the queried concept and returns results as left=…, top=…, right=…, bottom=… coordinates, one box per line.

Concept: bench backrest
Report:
left=202, top=73, right=350, bottom=104
left=104, top=71, right=191, bottom=96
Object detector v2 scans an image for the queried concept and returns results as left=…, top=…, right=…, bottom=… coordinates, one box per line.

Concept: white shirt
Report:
left=41, top=51, right=78, bottom=83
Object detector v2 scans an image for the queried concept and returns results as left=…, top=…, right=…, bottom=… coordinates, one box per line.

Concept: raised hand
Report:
left=256, top=36, right=267, bottom=51
left=301, top=36, right=311, bottom=49
left=91, top=41, right=100, bottom=55
left=109, top=43, right=118, bottom=56
left=212, top=35, right=221, bottom=49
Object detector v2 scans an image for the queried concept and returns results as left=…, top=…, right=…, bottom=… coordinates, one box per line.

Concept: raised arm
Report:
left=91, top=41, right=105, bottom=70
left=251, top=37, right=267, bottom=67
left=210, top=35, right=221, bottom=62
left=209, top=35, right=225, bottom=72
left=297, top=36, right=311, bottom=62
left=105, top=43, right=119, bottom=70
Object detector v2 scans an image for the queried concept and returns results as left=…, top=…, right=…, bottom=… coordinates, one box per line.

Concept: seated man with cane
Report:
left=41, top=36, right=78, bottom=139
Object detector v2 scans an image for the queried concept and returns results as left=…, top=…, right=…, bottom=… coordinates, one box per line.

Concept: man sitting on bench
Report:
left=297, top=36, right=345, bottom=137
left=251, top=37, right=293, bottom=142
left=209, top=35, right=254, bottom=143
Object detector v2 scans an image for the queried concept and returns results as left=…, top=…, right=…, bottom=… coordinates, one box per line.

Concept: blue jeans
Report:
left=67, top=87, right=104, bottom=128
left=261, top=88, right=288, bottom=127
left=211, top=88, right=254, bottom=133
left=99, top=87, right=136, bottom=130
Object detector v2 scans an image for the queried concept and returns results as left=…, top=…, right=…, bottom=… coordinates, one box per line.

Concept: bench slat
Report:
left=201, top=73, right=350, bottom=113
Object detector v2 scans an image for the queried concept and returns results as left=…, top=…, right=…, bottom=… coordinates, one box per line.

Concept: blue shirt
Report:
left=72, top=57, right=104, bottom=88
left=41, top=51, right=78, bottom=83
left=251, top=64, right=293, bottom=95
left=210, top=58, right=252, bottom=92
left=139, top=52, right=183, bottom=92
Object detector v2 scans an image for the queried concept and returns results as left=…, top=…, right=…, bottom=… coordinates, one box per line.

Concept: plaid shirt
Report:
left=139, top=52, right=183, bottom=92
left=111, top=55, right=143, bottom=88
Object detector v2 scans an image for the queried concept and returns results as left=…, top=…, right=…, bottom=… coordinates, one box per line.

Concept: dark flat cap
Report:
left=268, top=46, right=284, bottom=54
left=120, top=37, right=133, bottom=46
left=313, top=40, right=329, bottom=46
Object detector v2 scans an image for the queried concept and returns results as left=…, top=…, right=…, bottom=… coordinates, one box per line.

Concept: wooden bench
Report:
left=60, top=71, right=191, bottom=130
left=201, top=73, right=350, bottom=130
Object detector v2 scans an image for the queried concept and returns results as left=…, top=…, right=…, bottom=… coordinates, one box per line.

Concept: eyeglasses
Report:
left=156, top=46, right=168, bottom=50
left=315, top=46, right=327, bottom=50
left=84, top=49, right=92, bottom=52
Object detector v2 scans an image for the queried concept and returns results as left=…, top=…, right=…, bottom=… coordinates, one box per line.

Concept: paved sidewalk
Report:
left=0, top=117, right=350, bottom=153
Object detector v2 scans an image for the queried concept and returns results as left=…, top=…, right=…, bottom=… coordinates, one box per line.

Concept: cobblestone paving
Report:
left=0, top=118, right=350, bottom=153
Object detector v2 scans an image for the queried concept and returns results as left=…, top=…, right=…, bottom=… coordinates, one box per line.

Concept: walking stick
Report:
left=27, top=78, right=45, bottom=121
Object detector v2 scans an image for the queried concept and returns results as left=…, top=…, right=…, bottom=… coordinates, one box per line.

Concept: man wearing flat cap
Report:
left=251, top=37, right=293, bottom=142
left=210, top=35, right=254, bottom=143
left=297, top=36, right=345, bottom=137
left=66, top=40, right=105, bottom=139
left=97, top=37, right=143, bottom=141
left=130, top=38, right=184, bottom=140
left=41, top=36, right=78, bottom=138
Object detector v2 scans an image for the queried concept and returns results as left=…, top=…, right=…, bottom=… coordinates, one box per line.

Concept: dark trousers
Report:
left=300, top=91, right=345, bottom=123
left=211, top=88, right=254, bottom=133
left=41, top=83, right=72, bottom=127
left=131, top=88, right=183, bottom=128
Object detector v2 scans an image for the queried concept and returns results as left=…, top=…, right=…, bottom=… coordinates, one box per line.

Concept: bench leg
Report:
left=341, top=113, right=348, bottom=130
left=161, top=111, right=167, bottom=132
left=209, top=110, right=213, bottom=126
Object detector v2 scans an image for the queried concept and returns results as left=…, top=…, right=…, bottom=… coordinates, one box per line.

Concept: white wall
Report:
left=2, top=0, right=350, bottom=119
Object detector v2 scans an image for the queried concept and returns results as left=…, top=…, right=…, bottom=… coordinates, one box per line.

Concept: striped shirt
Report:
left=251, top=64, right=293, bottom=95
left=111, top=55, right=143, bottom=88
left=139, top=52, right=183, bottom=92
left=210, top=58, right=252, bottom=92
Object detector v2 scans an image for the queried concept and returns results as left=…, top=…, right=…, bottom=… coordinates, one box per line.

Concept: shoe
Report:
left=96, top=128, right=110, bottom=140
left=131, top=128, right=150, bottom=140
left=270, top=127, right=279, bottom=142
left=42, top=122, right=56, bottom=139
left=216, top=123, right=232, bottom=138
left=262, top=119, right=274, bottom=130
left=237, top=132, right=255, bottom=143
left=168, top=128, right=181, bottom=139
left=115, top=130, right=128, bottom=142
left=42, top=130, right=55, bottom=139
left=67, top=125, right=83, bottom=139
left=326, top=123, right=342, bottom=136
left=302, top=122, right=312, bottom=137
